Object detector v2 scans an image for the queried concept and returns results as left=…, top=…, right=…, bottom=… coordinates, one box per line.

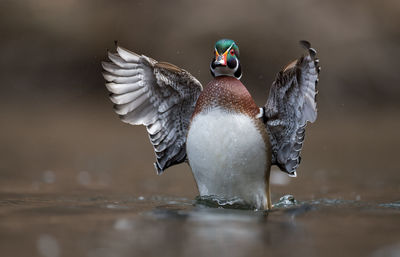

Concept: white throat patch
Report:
left=210, top=56, right=240, bottom=79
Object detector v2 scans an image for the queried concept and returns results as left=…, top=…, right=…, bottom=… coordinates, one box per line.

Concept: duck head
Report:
left=210, top=39, right=242, bottom=79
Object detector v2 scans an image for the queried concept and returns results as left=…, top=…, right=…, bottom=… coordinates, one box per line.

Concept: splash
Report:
left=195, top=194, right=300, bottom=210
left=195, top=195, right=254, bottom=210
left=379, top=201, right=400, bottom=209
left=273, top=194, right=298, bottom=208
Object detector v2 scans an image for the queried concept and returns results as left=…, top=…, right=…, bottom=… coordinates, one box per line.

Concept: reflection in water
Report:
left=37, top=234, right=60, bottom=257
left=92, top=200, right=317, bottom=257
left=0, top=194, right=399, bottom=257
left=114, top=218, right=134, bottom=231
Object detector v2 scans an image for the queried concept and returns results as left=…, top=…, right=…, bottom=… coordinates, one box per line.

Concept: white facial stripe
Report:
left=234, top=57, right=239, bottom=69
left=234, top=57, right=242, bottom=79
left=215, top=43, right=235, bottom=55
left=223, top=43, right=235, bottom=55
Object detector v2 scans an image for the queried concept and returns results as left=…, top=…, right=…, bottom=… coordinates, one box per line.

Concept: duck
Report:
left=102, top=39, right=320, bottom=210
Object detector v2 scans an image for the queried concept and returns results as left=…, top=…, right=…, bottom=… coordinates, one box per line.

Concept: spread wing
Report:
left=263, top=41, right=320, bottom=177
left=102, top=46, right=203, bottom=174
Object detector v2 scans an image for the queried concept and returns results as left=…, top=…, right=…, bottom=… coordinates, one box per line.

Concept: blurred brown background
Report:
left=1, top=0, right=399, bottom=202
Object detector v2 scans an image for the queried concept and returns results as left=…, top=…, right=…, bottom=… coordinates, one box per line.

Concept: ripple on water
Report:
left=195, top=195, right=254, bottom=210
left=273, top=195, right=298, bottom=208
left=194, top=194, right=301, bottom=210
left=193, top=194, right=400, bottom=213
left=378, top=201, right=400, bottom=209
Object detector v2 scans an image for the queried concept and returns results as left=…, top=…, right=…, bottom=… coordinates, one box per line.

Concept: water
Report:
left=0, top=192, right=399, bottom=257
left=1, top=106, right=399, bottom=257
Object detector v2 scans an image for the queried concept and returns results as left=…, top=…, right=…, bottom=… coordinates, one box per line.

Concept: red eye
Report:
left=230, top=49, right=235, bottom=56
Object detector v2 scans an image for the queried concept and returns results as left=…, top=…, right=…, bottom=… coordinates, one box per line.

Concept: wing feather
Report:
left=264, top=40, right=320, bottom=176
left=102, top=62, right=140, bottom=76
left=116, top=47, right=141, bottom=62
left=107, top=52, right=137, bottom=68
left=106, top=82, right=144, bottom=95
left=103, top=72, right=142, bottom=84
left=102, top=46, right=202, bottom=174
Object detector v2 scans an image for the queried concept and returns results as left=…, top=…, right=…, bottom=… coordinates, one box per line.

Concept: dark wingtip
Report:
left=299, top=40, right=317, bottom=58
left=154, top=162, right=164, bottom=175
left=114, top=40, right=119, bottom=47
left=309, top=48, right=317, bottom=58
left=299, top=40, right=311, bottom=49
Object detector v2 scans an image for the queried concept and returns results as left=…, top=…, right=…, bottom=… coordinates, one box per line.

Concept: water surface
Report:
left=1, top=192, right=399, bottom=257
left=1, top=106, right=399, bottom=257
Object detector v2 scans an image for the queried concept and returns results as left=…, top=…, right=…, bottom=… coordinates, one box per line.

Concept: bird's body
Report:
left=187, top=76, right=271, bottom=209
left=102, top=39, right=320, bottom=210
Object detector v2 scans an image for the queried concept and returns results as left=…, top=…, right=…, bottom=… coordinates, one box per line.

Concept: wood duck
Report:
left=102, top=39, right=320, bottom=210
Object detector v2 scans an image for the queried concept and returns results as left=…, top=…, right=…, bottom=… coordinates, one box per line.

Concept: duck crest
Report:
left=192, top=76, right=259, bottom=118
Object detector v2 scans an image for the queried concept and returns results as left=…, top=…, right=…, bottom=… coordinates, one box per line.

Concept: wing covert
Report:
left=264, top=40, right=320, bottom=176
left=102, top=46, right=203, bottom=174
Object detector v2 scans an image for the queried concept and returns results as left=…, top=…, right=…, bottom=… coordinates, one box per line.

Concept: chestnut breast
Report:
left=192, top=76, right=260, bottom=118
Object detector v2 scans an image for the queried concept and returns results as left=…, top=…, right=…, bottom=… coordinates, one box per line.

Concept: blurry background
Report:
left=1, top=0, right=399, bottom=202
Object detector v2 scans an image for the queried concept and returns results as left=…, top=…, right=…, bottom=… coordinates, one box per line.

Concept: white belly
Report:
left=186, top=109, right=268, bottom=209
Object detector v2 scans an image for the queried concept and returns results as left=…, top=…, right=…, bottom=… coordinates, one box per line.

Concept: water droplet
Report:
left=274, top=195, right=298, bottom=208
left=42, top=171, right=55, bottom=184
left=77, top=171, right=91, bottom=186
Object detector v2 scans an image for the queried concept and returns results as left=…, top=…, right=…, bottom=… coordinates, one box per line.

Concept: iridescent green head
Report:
left=210, top=39, right=242, bottom=79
